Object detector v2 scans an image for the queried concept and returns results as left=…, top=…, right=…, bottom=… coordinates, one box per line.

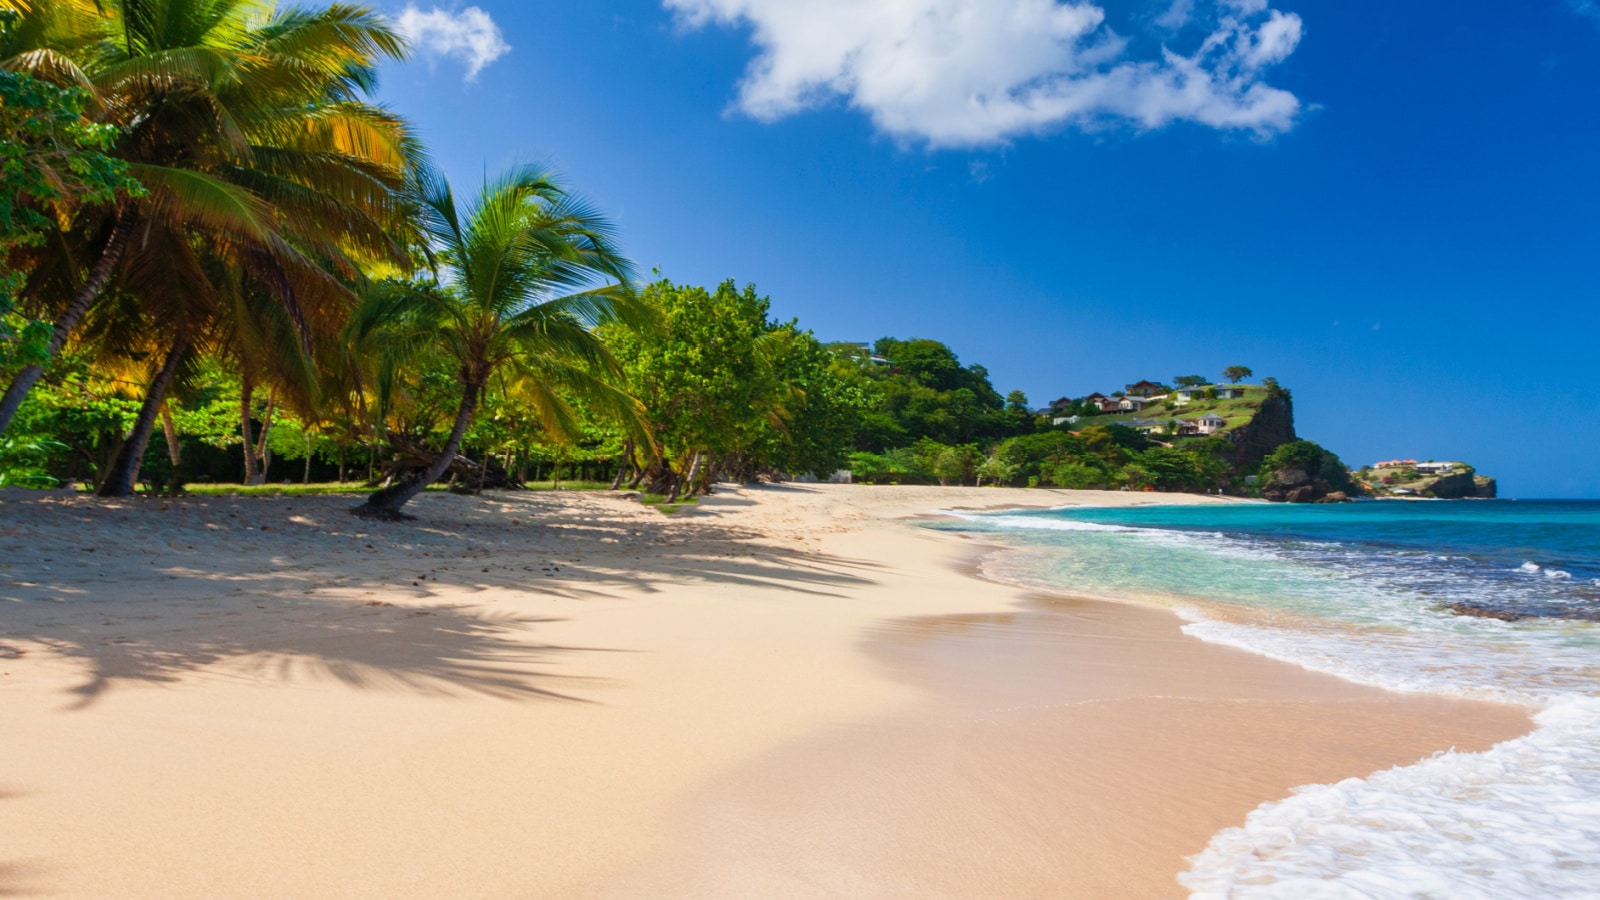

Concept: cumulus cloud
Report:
left=1571, top=0, right=1600, bottom=25
left=665, top=0, right=1305, bottom=147
left=395, top=5, right=510, bottom=80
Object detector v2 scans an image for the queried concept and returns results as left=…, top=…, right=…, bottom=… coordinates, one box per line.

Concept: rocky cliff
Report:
left=1224, top=393, right=1296, bottom=471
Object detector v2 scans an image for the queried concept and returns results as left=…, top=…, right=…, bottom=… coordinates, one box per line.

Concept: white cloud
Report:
left=395, top=5, right=510, bottom=80
left=665, top=0, right=1304, bottom=147
left=1571, top=0, right=1600, bottom=25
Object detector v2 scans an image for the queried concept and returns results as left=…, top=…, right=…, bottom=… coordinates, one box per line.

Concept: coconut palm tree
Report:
left=349, top=165, right=653, bottom=520
left=0, top=0, right=418, bottom=443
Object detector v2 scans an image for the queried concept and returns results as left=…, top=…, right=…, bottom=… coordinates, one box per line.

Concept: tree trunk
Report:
left=352, top=379, right=482, bottom=520
left=303, top=431, right=312, bottom=484
left=0, top=213, right=134, bottom=436
left=97, top=335, right=189, bottom=498
left=250, top=387, right=276, bottom=485
left=240, top=379, right=258, bottom=485
left=337, top=444, right=346, bottom=484
left=610, top=440, right=634, bottom=490
left=160, top=404, right=182, bottom=466
left=682, top=451, right=704, bottom=499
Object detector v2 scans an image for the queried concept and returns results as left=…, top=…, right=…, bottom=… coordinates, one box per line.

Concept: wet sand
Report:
left=0, top=484, right=1531, bottom=897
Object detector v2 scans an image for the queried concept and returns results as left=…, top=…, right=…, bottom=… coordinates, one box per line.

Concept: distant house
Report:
left=1118, top=396, right=1148, bottom=413
left=1172, top=413, right=1226, bottom=436
left=1374, top=459, right=1419, bottom=469
left=1052, top=415, right=1082, bottom=427
left=1173, top=385, right=1245, bottom=404
left=1124, top=380, right=1166, bottom=397
left=1048, top=397, right=1077, bottom=412
left=1414, top=461, right=1463, bottom=476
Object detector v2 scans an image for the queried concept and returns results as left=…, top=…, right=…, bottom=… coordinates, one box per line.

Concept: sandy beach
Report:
left=0, top=484, right=1531, bottom=898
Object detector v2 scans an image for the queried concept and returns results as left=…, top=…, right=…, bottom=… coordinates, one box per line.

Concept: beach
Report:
left=0, top=484, right=1531, bottom=898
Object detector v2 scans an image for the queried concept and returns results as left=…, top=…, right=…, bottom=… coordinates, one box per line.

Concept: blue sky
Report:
left=372, top=1, right=1600, bottom=498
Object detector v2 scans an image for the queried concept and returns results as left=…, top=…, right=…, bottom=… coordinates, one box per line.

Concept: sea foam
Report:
left=1182, top=697, right=1600, bottom=899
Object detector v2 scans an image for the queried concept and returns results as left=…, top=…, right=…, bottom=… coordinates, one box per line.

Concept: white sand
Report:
left=0, top=485, right=1528, bottom=897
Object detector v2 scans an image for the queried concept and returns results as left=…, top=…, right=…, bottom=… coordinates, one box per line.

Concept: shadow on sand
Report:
left=0, top=485, right=881, bottom=708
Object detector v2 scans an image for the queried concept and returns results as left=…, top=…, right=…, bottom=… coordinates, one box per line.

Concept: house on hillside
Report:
left=1096, top=395, right=1148, bottom=413
left=1052, top=415, right=1081, bottom=426
left=1415, top=461, right=1463, bottom=475
left=1374, top=459, right=1419, bottom=469
left=1172, top=413, right=1226, bottom=436
left=1173, top=384, right=1246, bottom=404
left=1124, top=380, right=1166, bottom=397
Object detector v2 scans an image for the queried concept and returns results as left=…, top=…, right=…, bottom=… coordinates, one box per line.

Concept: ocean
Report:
left=934, top=499, right=1600, bottom=898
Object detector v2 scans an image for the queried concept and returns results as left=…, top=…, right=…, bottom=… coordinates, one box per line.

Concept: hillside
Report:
left=1058, top=384, right=1297, bottom=472
left=1355, top=461, right=1498, bottom=499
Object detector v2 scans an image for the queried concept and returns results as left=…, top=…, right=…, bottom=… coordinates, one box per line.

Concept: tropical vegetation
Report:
left=0, top=0, right=1331, bottom=508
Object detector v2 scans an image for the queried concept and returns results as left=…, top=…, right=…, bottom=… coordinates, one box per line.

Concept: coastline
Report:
left=0, top=485, right=1531, bottom=897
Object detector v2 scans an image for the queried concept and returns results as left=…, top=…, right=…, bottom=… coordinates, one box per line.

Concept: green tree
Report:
left=1, top=0, right=418, bottom=457
left=1174, top=374, right=1208, bottom=388
left=0, top=70, right=140, bottom=369
left=350, top=166, right=647, bottom=519
left=1222, top=366, right=1253, bottom=384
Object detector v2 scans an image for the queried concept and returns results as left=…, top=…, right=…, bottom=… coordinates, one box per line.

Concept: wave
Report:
left=944, top=508, right=1600, bottom=897
left=1182, top=697, right=1600, bottom=899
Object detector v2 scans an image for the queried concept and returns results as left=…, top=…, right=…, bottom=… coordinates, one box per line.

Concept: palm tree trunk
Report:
left=610, top=440, right=634, bottom=490
left=97, top=335, right=189, bottom=498
left=240, top=379, right=258, bottom=484
left=352, top=379, right=482, bottom=520
left=160, top=404, right=182, bottom=466
left=0, top=213, right=134, bottom=436
left=251, top=387, right=276, bottom=485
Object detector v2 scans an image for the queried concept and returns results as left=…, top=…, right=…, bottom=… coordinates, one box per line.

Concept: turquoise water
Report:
left=936, top=499, right=1600, bottom=898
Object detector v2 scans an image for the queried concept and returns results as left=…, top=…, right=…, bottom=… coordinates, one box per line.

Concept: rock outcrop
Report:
left=1425, top=470, right=1480, bottom=499
left=1260, top=466, right=1351, bottom=503
left=1475, top=476, right=1498, bottom=499
left=1224, top=393, right=1295, bottom=471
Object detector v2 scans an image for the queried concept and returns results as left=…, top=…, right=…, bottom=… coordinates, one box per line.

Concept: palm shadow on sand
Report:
left=0, top=485, right=882, bottom=709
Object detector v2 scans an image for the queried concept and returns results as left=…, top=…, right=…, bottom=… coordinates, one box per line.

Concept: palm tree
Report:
left=349, top=165, right=653, bottom=520
left=0, top=0, right=418, bottom=445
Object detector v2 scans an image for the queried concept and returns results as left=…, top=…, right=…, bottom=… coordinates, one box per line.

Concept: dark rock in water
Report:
left=1447, top=602, right=1600, bottom=623
left=1287, top=485, right=1318, bottom=503
left=1447, top=603, right=1529, bottom=622
left=1317, top=491, right=1350, bottom=503
left=1475, top=477, right=1498, bottom=499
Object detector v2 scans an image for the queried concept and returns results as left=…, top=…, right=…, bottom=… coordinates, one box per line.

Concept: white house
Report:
left=1174, top=385, right=1245, bottom=404
left=1195, top=413, right=1226, bottom=435
left=1414, top=461, right=1463, bottom=476
left=1053, top=415, right=1082, bottom=427
left=1118, top=396, right=1148, bottom=413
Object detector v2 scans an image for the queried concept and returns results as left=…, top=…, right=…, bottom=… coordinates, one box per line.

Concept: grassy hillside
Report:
left=1066, top=385, right=1271, bottom=436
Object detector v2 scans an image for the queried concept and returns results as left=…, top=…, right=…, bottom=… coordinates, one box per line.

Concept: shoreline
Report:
left=0, top=485, right=1532, bottom=897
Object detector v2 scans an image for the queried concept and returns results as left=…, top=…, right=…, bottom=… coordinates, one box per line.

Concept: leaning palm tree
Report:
left=0, top=0, right=418, bottom=439
left=349, top=165, right=653, bottom=520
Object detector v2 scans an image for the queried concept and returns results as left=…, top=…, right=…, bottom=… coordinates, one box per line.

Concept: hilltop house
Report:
left=1124, top=380, right=1166, bottom=397
left=1096, top=395, right=1148, bottom=413
left=1374, top=459, right=1419, bottom=469
left=1414, top=461, right=1464, bottom=475
left=1174, top=384, right=1246, bottom=404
